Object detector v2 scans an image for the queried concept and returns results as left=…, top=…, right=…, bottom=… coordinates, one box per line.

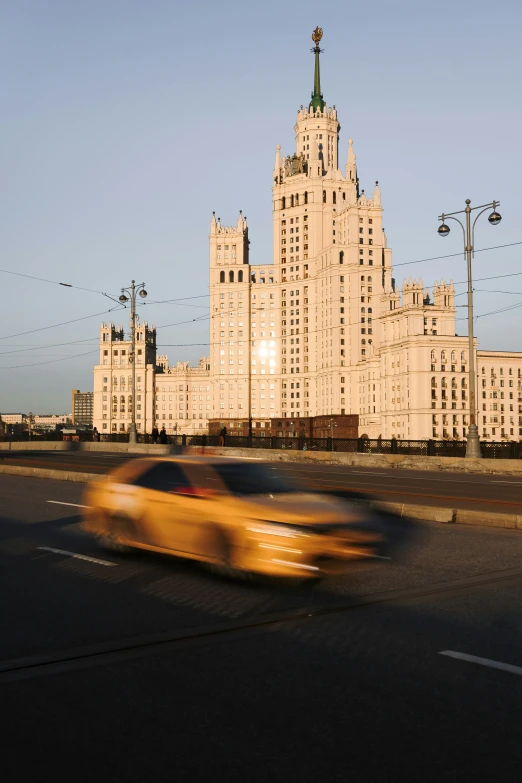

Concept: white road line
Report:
left=37, top=547, right=117, bottom=567
left=491, top=481, right=522, bottom=485
left=439, top=650, right=522, bottom=677
left=47, top=501, right=90, bottom=508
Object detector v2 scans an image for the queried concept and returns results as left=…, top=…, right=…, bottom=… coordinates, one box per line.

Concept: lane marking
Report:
left=439, top=650, right=522, bottom=677
left=37, top=547, right=117, bottom=567
left=491, top=481, right=522, bottom=485
left=47, top=501, right=90, bottom=508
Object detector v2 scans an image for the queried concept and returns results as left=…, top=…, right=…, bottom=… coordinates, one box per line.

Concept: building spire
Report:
left=310, top=27, right=325, bottom=112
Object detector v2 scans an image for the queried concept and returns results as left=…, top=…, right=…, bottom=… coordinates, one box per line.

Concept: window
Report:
left=133, top=463, right=191, bottom=493
left=229, top=270, right=234, bottom=283
left=238, top=270, right=243, bottom=283
left=219, top=271, right=225, bottom=283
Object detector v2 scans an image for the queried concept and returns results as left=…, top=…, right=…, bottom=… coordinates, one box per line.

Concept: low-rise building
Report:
left=33, top=414, right=70, bottom=429
left=1, top=413, right=25, bottom=425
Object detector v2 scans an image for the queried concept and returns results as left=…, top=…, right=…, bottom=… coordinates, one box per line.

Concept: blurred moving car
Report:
left=81, top=456, right=392, bottom=580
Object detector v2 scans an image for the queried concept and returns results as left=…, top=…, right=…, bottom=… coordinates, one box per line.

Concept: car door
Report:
left=132, top=462, right=205, bottom=553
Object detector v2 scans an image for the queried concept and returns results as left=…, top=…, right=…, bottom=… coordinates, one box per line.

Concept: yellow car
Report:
left=81, top=456, right=387, bottom=580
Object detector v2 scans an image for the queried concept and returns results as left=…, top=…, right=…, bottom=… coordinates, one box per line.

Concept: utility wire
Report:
left=0, top=349, right=99, bottom=370
left=393, top=241, right=522, bottom=268
left=0, top=306, right=125, bottom=341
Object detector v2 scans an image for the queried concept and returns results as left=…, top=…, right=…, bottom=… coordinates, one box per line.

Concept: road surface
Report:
left=1, top=448, right=522, bottom=513
left=1, top=474, right=522, bottom=781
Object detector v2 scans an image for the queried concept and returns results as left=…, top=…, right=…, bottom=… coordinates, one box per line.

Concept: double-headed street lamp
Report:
left=119, top=280, right=148, bottom=444
left=437, top=199, right=502, bottom=458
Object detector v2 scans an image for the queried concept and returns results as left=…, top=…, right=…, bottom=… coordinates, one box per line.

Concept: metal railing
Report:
left=1, top=431, right=521, bottom=459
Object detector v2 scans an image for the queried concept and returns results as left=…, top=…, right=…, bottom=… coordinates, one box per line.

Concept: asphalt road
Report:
left=1, top=474, right=522, bottom=781
left=2, top=448, right=522, bottom=513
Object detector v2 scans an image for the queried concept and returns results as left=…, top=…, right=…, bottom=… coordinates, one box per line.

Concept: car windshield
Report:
left=213, top=463, right=299, bottom=495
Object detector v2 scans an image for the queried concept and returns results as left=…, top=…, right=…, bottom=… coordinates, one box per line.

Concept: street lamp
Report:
left=118, top=280, right=148, bottom=444
left=437, top=199, right=502, bottom=457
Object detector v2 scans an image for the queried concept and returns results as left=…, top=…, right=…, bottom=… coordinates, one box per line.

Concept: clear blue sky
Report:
left=1, top=0, right=521, bottom=413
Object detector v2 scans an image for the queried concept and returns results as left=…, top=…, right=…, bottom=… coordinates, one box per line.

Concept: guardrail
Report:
left=2, top=433, right=521, bottom=459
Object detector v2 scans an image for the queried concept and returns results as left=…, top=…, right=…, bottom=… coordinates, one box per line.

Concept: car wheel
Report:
left=98, top=533, right=130, bottom=553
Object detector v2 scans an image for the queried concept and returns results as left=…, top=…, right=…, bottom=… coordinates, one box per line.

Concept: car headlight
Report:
left=246, top=522, right=310, bottom=538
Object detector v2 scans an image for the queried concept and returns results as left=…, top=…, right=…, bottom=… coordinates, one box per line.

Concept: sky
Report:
left=1, top=0, right=521, bottom=413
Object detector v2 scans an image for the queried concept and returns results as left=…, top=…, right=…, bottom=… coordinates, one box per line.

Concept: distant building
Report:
left=92, top=319, right=211, bottom=435
left=92, top=322, right=158, bottom=435
left=155, top=356, right=211, bottom=435
left=1, top=413, right=25, bottom=425
left=91, top=32, right=522, bottom=443
left=71, top=390, right=94, bottom=427
left=33, top=414, right=70, bottom=429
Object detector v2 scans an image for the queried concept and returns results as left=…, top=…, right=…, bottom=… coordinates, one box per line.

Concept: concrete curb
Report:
left=1, top=464, right=520, bottom=530
left=0, top=465, right=107, bottom=483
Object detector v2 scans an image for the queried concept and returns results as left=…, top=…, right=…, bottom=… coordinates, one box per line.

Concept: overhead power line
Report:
left=394, top=241, right=522, bottom=268
left=0, top=349, right=99, bottom=370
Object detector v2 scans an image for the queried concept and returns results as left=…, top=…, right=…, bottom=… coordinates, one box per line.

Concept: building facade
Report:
left=92, top=321, right=211, bottom=435
left=207, top=33, right=522, bottom=441
left=33, top=414, right=70, bottom=429
left=92, top=32, right=522, bottom=442
left=71, top=390, right=94, bottom=427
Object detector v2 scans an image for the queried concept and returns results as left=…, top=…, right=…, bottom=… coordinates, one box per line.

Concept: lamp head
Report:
left=438, top=223, right=450, bottom=237
left=139, top=288, right=148, bottom=298
left=488, top=210, right=502, bottom=226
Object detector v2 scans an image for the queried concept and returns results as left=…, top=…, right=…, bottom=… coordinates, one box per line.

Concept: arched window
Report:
left=361, top=307, right=366, bottom=313
left=323, top=190, right=326, bottom=203
left=461, top=378, right=467, bottom=388
left=431, top=350, right=436, bottom=362
left=238, top=270, right=243, bottom=283
left=281, top=196, right=286, bottom=209
left=219, top=271, right=225, bottom=283
left=431, top=377, right=437, bottom=387
left=451, top=378, right=457, bottom=388
left=229, top=270, right=234, bottom=283
left=342, top=192, right=346, bottom=200
left=441, top=377, right=447, bottom=388
left=368, top=276, right=372, bottom=282
left=368, top=307, right=372, bottom=313
left=441, top=351, right=447, bottom=363
left=333, top=191, right=337, bottom=204
left=339, top=251, right=344, bottom=264
left=304, top=191, right=308, bottom=205
left=361, top=339, right=366, bottom=344
left=291, top=194, right=295, bottom=208
left=461, top=351, right=466, bottom=363
left=120, top=395, right=125, bottom=402
left=451, top=351, right=456, bottom=363
left=361, top=275, right=365, bottom=281
left=295, top=193, right=299, bottom=206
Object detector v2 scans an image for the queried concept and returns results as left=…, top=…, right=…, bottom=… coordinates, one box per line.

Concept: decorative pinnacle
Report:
left=312, top=26, right=323, bottom=50
left=310, top=27, right=325, bottom=111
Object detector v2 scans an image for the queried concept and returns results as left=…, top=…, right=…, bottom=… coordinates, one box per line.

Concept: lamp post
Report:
left=437, top=199, right=502, bottom=457
left=119, top=280, right=148, bottom=444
